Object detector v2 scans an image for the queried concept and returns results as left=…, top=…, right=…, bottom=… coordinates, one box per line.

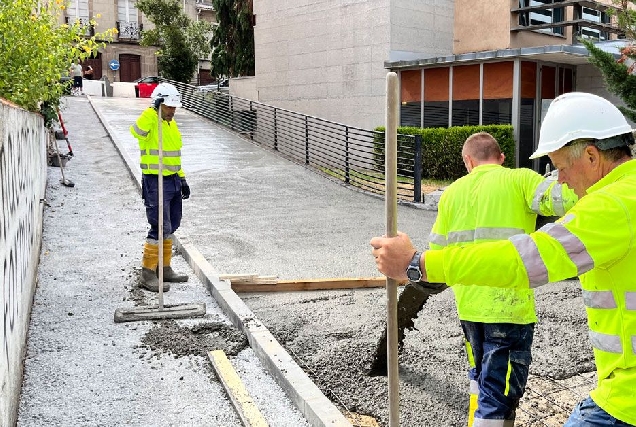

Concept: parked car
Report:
left=197, top=78, right=229, bottom=94
left=134, top=76, right=160, bottom=98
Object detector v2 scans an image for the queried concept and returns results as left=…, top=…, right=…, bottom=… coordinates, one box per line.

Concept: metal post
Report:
left=305, top=116, right=309, bottom=165
left=385, top=72, right=400, bottom=427
left=413, top=134, right=422, bottom=203
left=345, top=127, right=350, bottom=184
left=249, top=100, right=254, bottom=140
left=273, top=107, right=278, bottom=151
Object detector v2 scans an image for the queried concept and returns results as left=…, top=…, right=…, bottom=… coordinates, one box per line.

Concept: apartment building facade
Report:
left=250, top=0, right=629, bottom=170
left=65, top=0, right=215, bottom=83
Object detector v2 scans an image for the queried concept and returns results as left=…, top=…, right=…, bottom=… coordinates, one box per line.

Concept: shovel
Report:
left=50, top=132, right=74, bottom=187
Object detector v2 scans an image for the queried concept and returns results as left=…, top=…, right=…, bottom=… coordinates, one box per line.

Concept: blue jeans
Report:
left=142, top=174, right=182, bottom=241
left=564, top=397, right=634, bottom=426
left=461, top=321, right=534, bottom=423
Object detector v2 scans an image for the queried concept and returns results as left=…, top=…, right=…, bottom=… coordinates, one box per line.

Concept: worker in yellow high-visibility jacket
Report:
left=372, top=92, right=636, bottom=426
left=425, top=132, right=577, bottom=426
left=130, top=82, right=190, bottom=292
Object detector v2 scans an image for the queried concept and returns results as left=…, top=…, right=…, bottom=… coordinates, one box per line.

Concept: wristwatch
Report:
left=406, top=251, right=423, bottom=283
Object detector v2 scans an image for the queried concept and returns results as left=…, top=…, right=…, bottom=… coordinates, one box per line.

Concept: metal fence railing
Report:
left=169, top=80, right=423, bottom=202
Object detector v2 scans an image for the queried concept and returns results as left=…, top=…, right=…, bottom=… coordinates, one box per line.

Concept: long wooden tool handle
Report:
left=385, top=71, right=399, bottom=427
left=157, top=105, right=165, bottom=308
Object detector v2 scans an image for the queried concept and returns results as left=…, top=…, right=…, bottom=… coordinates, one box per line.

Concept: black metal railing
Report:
left=170, top=80, right=423, bottom=202
left=116, top=21, right=142, bottom=40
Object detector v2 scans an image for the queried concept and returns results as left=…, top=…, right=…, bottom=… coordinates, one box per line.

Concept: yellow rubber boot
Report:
left=468, top=393, right=478, bottom=427
left=161, top=239, right=188, bottom=282
left=141, top=242, right=169, bottom=292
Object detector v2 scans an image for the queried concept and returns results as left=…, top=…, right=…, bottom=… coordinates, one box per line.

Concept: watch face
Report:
left=407, top=267, right=421, bottom=281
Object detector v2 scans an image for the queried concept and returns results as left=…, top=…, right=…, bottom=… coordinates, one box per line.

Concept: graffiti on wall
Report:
left=0, top=104, right=46, bottom=424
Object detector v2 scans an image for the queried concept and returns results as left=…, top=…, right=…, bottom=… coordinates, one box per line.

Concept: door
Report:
left=119, top=54, right=141, bottom=82
left=82, top=52, right=102, bottom=80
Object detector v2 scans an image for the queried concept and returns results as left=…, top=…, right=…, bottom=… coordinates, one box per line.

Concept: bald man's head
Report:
left=461, top=132, right=505, bottom=172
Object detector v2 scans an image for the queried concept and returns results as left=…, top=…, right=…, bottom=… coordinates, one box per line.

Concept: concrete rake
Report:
left=114, top=101, right=205, bottom=323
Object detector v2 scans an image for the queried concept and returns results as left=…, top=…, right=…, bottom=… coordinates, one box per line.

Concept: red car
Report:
left=134, top=76, right=159, bottom=98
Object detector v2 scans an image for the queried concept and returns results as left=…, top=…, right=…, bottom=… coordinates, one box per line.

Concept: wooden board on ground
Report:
left=346, top=412, right=380, bottom=427
left=208, top=349, right=269, bottom=427
left=229, top=276, right=390, bottom=293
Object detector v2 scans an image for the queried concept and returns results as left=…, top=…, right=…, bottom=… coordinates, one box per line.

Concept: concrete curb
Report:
left=89, top=96, right=353, bottom=427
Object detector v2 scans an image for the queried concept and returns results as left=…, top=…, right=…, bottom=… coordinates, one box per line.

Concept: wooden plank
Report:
left=208, top=349, right=269, bottom=427
left=231, top=277, right=393, bottom=293
left=219, top=274, right=278, bottom=285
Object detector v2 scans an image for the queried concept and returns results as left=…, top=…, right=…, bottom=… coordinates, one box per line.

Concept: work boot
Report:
left=140, top=242, right=170, bottom=292
left=140, top=267, right=170, bottom=292
left=161, top=239, right=189, bottom=282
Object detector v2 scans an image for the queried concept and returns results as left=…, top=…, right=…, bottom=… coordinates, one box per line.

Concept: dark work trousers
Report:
left=461, top=321, right=535, bottom=423
left=142, top=174, right=182, bottom=241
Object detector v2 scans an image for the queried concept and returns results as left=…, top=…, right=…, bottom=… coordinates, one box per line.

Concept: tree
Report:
left=0, top=0, right=115, bottom=122
left=136, top=0, right=212, bottom=83
left=210, top=0, right=254, bottom=79
left=583, top=1, right=636, bottom=122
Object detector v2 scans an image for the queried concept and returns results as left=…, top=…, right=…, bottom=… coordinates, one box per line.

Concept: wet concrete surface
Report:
left=88, top=96, right=595, bottom=426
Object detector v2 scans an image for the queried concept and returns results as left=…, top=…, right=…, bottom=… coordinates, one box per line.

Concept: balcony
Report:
left=195, top=0, right=215, bottom=11
left=511, top=0, right=624, bottom=41
left=64, top=16, right=94, bottom=37
left=116, top=21, right=143, bottom=41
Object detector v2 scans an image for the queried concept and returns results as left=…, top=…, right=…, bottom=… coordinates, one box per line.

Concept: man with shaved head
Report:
left=410, top=132, right=577, bottom=426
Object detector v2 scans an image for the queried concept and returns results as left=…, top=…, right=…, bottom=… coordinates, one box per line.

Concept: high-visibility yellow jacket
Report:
left=130, top=107, right=185, bottom=178
left=425, top=159, right=636, bottom=425
left=429, top=164, right=577, bottom=324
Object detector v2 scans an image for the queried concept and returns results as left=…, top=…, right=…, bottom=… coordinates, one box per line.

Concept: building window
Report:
left=580, top=7, right=610, bottom=41
left=400, top=70, right=421, bottom=127
left=67, top=0, right=89, bottom=24
left=117, top=0, right=141, bottom=40
left=519, top=0, right=565, bottom=36
left=452, top=65, right=480, bottom=127
left=423, top=68, right=450, bottom=128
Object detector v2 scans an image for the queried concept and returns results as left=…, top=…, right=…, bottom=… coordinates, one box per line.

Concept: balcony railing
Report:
left=64, top=16, right=94, bottom=36
left=511, top=0, right=624, bottom=40
left=116, top=21, right=143, bottom=41
left=195, top=0, right=214, bottom=10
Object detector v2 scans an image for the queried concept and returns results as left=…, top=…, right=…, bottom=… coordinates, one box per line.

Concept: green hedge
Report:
left=373, top=125, right=515, bottom=181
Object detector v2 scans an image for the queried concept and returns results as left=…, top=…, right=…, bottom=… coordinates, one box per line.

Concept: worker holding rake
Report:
left=372, top=92, right=636, bottom=427
left=131, top=82, right=191, bottom=292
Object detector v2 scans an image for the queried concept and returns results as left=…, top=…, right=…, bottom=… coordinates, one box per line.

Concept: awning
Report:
left=385, top=41, right=631, bottom=70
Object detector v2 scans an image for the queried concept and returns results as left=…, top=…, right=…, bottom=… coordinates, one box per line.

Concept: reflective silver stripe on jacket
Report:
left=469, top=379, right=479, bottom=395
left=626, top=292, right=636, bottom=310
left=132, top=123, right=149, bottom=137
left=430, top=227, right=523, bottom=247
left=531, top=180, right=568, bottom=216
left=429, top=232, right=447, bottom=247
left=633, top=336, right=636, bottom=354
left=589, top=330, right=623, bottom=353
left=509, top=234, right=548, bottom=287
left=140, top=164, right=181, bottom=172
left=473, top=418, right=514, bottom=427
left=542, top=220, right=594, bottom=275
left=140, top=149, right=182, bottom=157
left=582, top=290, right=617, bottom=309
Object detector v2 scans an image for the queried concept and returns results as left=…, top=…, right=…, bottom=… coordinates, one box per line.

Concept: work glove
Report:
left=181, top=178, right=190, bottom=200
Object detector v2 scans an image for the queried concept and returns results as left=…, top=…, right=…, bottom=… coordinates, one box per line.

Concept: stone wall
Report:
left=0, top=99, right=47, bottom=427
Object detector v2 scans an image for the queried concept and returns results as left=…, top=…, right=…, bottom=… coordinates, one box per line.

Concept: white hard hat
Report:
left=151, top=82, right=182, bottom=108
left=530, top=92, right=633, bottom=159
